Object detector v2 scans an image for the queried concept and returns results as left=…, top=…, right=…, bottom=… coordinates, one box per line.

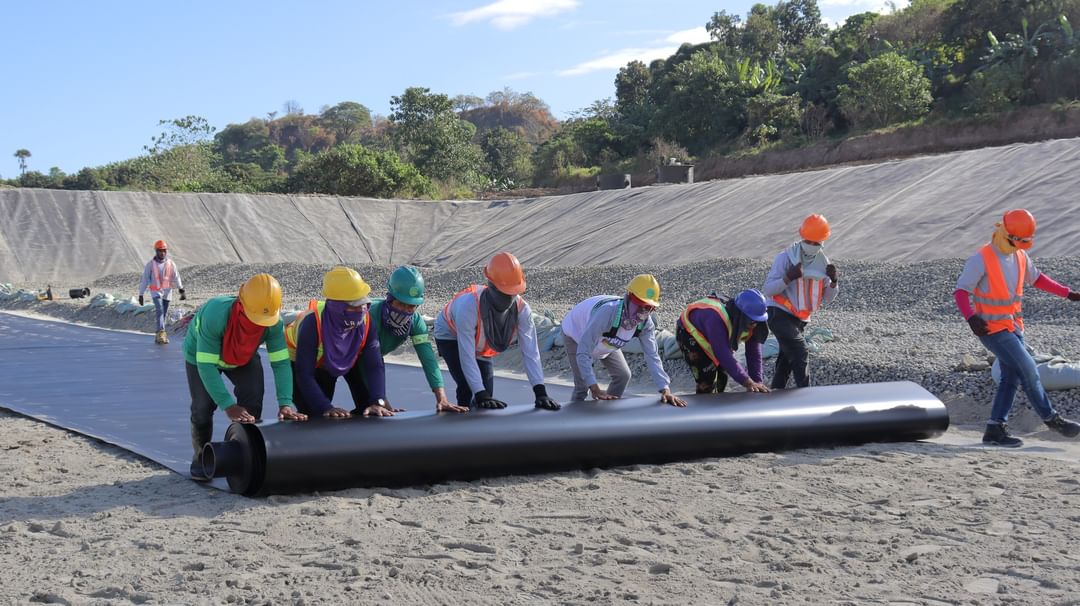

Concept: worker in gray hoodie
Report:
left=560, top=274, right=685, bottom=406
left=762, top=214, right=838, bottom=388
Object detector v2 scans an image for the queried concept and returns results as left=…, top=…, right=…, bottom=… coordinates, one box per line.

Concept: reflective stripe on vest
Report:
left=442, top=285, right=525, bottom=358
left=772, top=277, right=826, bottom=321
left=149, top=259, right=177, bottom=292
left=974, top=245, right=1026, bottom=334
left=285, top=299, right=371, bottom=366
left=679, top=297, right=749, bottom=367
left=591, top=296, right=644, bottom=339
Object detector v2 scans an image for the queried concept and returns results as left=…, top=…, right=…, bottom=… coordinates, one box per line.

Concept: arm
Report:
left=572, top=302, right=616, bottom=389
left=762, top=252, right=790, bottom=297
left=294, top=316, right=332, bottom=414
left=694, top=309, right=751, bottom=385
left=410, top=313, right=445, bottom=390
left=138, top=262, right=151, bottom=297
left=517, top=301, right=545, bottom=387
left=452, top=297, right=488, bottom=398
left=745, top=325, right=766, bottom=384
left=954, top=289, right=976, bottom=320
left=822, top=280, right=838, bottom=305
left=194, top=311, right=239, bottom=410
left=264, top=321, right=294, bottom=407
left=359, top=325, right=386, bottom=403
left=173, top=263, right=184, bottom=291
left=638, top=317, right=671, bottom=391
left=1034, top=274, right=1070, bottom=298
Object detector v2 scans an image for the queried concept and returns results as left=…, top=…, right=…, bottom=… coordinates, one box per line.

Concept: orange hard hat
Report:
left=799, top=214, right=831, bottom=242
left=1002, top=209, right=1036, bottom=239
left=483, top=251, right=527, bottom=295
left=154, top=240, right=168, bottom=250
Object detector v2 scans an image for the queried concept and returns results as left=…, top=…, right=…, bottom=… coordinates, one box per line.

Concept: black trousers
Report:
left=291, top=362, right=371, bottom=416
left=187, top=355, right=264, bottom=459
left=676, top=326, right=729, bottom=394
left=768, top=307, right=810, bottom=388
left=436, top=339, right=494, bottom=406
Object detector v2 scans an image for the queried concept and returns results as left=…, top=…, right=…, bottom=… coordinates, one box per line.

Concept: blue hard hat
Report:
left=734, top=289, right=768, bottom=322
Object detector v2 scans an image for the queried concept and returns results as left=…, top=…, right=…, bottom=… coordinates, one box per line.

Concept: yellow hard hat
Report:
left=238, top=273, right=283, bottom=327
left=323, top=266, right=371, bottom=303
left=627, top=274, right=661, bottom=307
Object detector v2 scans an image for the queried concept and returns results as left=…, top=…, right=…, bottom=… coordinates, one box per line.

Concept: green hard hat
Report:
left=387, top=265, right=425, bottom=305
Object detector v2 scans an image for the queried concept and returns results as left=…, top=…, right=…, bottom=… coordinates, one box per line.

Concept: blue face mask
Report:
left=382, top=295, right=413, bottom=337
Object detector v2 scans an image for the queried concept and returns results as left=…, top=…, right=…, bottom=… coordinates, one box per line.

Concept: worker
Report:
left=286, top=266, right=398, bottom=420
left=184, top=273, right=307, bottom=481
left=956, top=209, right=1080, bottom=447
left=560, top=274, right=685, bottom=406
left=762, top=214, right=838, bottom=388
left=433, top=251, right=561, bottom=411
left=371, top=266, right=468, bottom=413
left=676, top=289, right=771, bottom=394
left=138, top=239, right=186, bottom=344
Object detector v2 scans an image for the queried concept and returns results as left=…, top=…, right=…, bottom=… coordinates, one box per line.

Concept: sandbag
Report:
left=991, top=346, right=1080, bottom=391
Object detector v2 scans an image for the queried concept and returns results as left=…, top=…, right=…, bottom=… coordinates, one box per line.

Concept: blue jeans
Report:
left=152, top=296, right=170, bottom=332
left=979, top=330, right=1056, bottom=424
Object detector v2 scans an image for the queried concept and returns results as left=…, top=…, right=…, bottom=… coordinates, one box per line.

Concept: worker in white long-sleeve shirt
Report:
left=138, top=239, right=186, bottom=344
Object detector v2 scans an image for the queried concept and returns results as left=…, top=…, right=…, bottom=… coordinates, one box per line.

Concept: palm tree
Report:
left=14, top=149, right=31, bottom=174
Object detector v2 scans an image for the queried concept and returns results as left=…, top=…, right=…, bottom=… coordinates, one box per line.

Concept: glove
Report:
left=826, top=264, right=837, bottom=284
left=533, top=385, right=561, bottom=411
left=1069, top=291, right=1080, bottom=302
left=785, top=263, right=803, bottom=282
left=179, top=288, right=187, bottom=301
left=967, top=316, right=990, bottom=337
left=473, top=390, right=508, bottom=409
left=138, top=295, right=144, bottom=306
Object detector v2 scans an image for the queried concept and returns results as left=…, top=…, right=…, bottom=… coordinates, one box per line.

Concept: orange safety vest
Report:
left=679, top=297, right=751, bottom=367
left=442, top=285, right=525, bottom=358
left=149, top=259, right=178, bottom=292
left=772, top=275, right=827, bottom=321
left=973, top=244, right=1027, bottom=334
left=285, top=299, right=371, bottom=366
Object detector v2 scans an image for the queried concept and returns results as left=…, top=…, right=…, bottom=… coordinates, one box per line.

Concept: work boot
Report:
left=153, top=331, right=163, bottom=344
left=160, top=330, right=169, bottom=344
left=189, top=457, right=210, bottom=482
left=982, top=423, right=1023, bottom=448
left=1045, top=414, right=1080, bottom=438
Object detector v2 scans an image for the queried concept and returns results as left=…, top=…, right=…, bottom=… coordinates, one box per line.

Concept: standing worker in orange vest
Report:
left=138, top=240, right=186, bottom=344
left=285, top=267, right=395, bottom=419
left=433, top=252, right=561, bottom=411
left=763, top=214, right=838, bottom=388
left=956, top=209, right=1080, bottom=447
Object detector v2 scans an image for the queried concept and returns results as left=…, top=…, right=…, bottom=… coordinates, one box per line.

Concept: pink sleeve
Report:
left=1034, top=274, right=1071, bottom=298
left=954, top=289, right=975, bottom=320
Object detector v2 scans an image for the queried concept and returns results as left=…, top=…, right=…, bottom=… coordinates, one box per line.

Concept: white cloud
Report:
left=451, top=0, right=579, bottom=30
left=558, top=26, right=712, bottom=77
left=665, top=27, right=712, bottom=46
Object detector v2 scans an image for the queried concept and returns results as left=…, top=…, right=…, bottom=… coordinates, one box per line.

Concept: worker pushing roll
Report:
left=955, top=209, right=1080, bottom=447
left=677, top=289, right=771, bottom=394
left=560, top=274, right=685, bottom=406
left=434, top=252, right=561, bottom=411
left=286, top=267, right=397, bottom=419
left=184, top=273, right=307, bottom=480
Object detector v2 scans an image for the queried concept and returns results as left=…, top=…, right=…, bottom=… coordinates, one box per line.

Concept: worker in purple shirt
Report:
left=676, top=290, right=771, bottom=394
left=285, top=267, right=396, bottom=418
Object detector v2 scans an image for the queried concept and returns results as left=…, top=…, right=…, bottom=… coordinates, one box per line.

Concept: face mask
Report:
left=800, top=242, right=822, bottom=258
left=382, top=296, right=413, bottom=337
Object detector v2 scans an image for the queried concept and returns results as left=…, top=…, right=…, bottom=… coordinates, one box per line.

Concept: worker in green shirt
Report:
left=183, top=273, right=308, bottom=481
left=372, top=265, right=468, bottom=413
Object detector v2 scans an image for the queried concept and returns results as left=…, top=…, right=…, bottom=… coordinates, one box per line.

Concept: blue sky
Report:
left=0, top=0, right=903, bottom=176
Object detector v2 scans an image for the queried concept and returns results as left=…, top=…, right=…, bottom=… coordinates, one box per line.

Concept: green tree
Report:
left=837, top=52, right=934, bottom=129
left=288, top=144, right=432, bottom=198
left=742, top=4, right=783, bottom=59
left=652, top=49, right=751, bottom=154
left=479, top=127, right=534, bottom=187
left=214, top=119, right=285, bottom=172
left=318, top=101, right=372, bottom=144
left=13, top=149, right=30, bottom=174
left=390, top=87, right=485, bottom=185
left=707, top=10, right=743, bottom=51
left=145, top=115, right=215, bottom=154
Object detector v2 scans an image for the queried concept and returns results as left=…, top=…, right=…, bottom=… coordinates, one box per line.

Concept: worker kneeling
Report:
left=185, top=273, right=308, bottom=481
left=287, top=267, right=398, bottom=419
left=561, top=274, right=685, bottom=406
left=676, top=290, right=771, bottom=394
left=434, top=252, right=561, bottom=411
